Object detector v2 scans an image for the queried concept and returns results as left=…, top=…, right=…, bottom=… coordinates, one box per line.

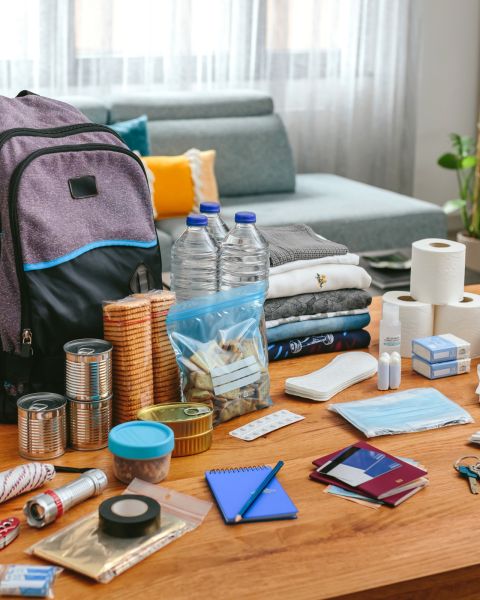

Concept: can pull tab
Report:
left=77, top=347, right=95, bottom=355
left=21, top=329, right=33, bottom=357
left=184, top=407, right=210, bottom=416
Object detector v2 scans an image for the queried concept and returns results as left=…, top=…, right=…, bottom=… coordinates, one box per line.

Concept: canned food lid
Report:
left=17, top=393, right=67, bottom=412
left=137, top=403, right=213, bottom=423
left=109, top=422, right=174, bottom=459
left=64, top=338, right=112, bottom=356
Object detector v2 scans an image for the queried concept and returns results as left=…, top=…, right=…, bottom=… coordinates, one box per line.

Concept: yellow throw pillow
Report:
left=199, top=150, right=219, bottom=206
left=143, top=149, right=219, bottom=221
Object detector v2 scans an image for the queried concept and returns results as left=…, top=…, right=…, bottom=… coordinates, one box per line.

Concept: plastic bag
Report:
left=328, top=387, right=474, bottom=437
left=166, top=281, right=272, bottom=426
left=26, top=479, right=212, bottom=583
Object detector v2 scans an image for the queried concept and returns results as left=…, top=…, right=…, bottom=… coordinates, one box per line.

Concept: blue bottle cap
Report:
left=235, top=211, right=256, bottom=223
left=200, top=202, right=220, bottom=214
left=108, top=422, right=175, bottom=459
left=186, top=214, right=208, bottom=226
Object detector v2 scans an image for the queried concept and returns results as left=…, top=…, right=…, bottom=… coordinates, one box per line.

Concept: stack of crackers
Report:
left=103, top=298, right=154, bottom=424
left=134, top=290, right=182, bottom=404
left=181, top=337, right=270, bottom=425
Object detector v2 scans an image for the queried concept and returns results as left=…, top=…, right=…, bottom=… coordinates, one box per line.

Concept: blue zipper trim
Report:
left=24, top=238, right=157, bottom=271
left=166, top=290, right=265, bottom=323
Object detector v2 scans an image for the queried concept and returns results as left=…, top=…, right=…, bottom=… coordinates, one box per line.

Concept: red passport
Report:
left=310, top=441, right=428, bottom=507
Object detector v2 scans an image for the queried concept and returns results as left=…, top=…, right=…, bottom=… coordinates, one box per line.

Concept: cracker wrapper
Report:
left=103, top=297, right=154, bottom=424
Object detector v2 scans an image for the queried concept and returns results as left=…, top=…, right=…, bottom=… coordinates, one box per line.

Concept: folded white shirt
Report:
left=270, top=253, right=359, bottom=276
left=267, top=263, right=372, bottom=300
left=266, top=307, right=370, bottom=329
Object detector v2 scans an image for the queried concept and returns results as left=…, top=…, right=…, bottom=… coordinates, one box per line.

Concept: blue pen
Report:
left=235, top=461, right=284, bottom=523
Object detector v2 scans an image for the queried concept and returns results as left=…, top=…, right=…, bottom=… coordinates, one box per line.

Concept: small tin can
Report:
left=137, top=403, right=213, bottom=457
left=64, top=338, right=112, bottom=401
left=68, top=395, right=113, bottom=451
left=17, top=393, right=67, bottom=460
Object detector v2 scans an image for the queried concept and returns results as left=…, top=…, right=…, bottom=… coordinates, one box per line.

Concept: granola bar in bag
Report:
left=166, top=281, right=272, bottom=426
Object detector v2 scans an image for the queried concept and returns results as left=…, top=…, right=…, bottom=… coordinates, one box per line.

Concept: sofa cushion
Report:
left=54, top=96, right=109, bottom=124
left=108, top=90, right=273, bottom=122
left=156, top=174, right=447, bottom=254
left=147, top=114, right=295, bottom=197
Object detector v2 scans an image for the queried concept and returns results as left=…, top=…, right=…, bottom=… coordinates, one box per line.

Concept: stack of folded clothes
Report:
left=259, top=225, right=372, bottom=362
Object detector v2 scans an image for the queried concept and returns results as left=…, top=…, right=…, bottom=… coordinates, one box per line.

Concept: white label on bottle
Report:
left=383, top=335, right=401, bottom=347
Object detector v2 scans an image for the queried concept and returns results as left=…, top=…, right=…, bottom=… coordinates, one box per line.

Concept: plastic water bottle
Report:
left=170, top=214, right=219, bottom=303
left=219, top=212, right=269, bottom=291
left=220, top=211, right=270, bottom=361
left=200, top=202, right=229, bottom=244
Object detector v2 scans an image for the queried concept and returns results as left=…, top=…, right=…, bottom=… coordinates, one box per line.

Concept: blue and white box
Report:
left=412, top=334, right=470, bottom=364
left=412, top=355, right=471, bottom=380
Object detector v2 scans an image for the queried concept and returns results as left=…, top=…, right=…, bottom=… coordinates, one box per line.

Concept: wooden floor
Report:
left=1, top=286, right=480, bottom=600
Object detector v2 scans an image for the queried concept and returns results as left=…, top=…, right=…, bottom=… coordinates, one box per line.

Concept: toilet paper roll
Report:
left=434, top=292, right=480, bottom=358
left=410, top=239, right=465, bottom=305
left=382, top=291, right=434, bottom=358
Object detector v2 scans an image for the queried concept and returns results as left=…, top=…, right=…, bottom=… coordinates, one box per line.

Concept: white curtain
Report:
left=0, top=0, right=423, bottom=194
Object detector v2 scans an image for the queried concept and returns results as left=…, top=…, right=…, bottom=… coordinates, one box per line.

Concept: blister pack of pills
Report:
left=229, top=409, right=304, bottom=441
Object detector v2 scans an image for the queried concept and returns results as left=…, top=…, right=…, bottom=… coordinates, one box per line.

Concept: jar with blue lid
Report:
left=108, top=422, right=175, bottom=484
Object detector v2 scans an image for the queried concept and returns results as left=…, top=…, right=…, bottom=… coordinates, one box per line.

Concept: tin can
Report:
left=17, top=393, right=67, bottom=460
left=137, top=403, right=213, bottom=457
left=64, top=339, right=112, bottom=401
left=68, top=395, right=113, bottom=451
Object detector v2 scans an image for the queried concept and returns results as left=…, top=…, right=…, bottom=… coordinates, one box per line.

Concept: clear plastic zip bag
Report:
left=166, top=281, right=272, bottom=426
left=26, top=479, right=212, bottom=583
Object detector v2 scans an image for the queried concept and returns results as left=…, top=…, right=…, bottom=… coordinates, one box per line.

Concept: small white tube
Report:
left=378, top=353, right=390, bottom=390
left=389, top=351, right=401, bottom=389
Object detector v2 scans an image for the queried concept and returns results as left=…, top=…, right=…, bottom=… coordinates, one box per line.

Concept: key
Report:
left=459, top=465, right=479, bottom=494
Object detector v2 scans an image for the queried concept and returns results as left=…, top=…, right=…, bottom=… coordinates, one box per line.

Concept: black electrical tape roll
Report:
left=98, top=494, right=161, bottom=538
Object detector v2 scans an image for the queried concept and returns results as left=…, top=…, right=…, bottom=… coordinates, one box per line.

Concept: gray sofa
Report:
left=60, top=91, right=447, bottom=271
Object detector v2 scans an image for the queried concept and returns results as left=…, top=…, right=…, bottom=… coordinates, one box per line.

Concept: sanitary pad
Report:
left=285, top=352, right=378, bottom=402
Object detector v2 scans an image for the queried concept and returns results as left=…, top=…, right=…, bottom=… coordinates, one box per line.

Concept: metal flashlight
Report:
left=24, top=468, right=107, bottom=528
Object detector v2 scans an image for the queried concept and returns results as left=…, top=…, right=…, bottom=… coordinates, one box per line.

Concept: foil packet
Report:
left=26, top=480, right=212, bottom=583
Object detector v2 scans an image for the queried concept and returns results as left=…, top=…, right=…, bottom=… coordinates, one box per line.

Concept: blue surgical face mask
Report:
left=328, top=388, right=473, bottom=438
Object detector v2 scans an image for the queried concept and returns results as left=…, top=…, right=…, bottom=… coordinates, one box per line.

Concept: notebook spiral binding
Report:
left=209, top=465, right=267, bottom=474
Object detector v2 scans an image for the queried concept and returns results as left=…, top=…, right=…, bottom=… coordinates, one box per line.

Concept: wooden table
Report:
left=2, top=286, right=480, bottom=600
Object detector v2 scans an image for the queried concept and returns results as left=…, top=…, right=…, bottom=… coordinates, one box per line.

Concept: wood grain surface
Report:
left=1, top=286, right=480, bottom=600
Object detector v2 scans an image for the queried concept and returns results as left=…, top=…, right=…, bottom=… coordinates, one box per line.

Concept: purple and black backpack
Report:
left=0, top=91, right=162, bottom=422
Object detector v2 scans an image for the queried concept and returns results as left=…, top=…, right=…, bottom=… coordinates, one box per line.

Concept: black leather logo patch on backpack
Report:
left=68, top=175, right=98, bottom=199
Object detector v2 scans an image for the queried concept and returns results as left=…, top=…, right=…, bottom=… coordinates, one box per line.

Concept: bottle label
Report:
left=383, top=335, right=401, bottom=347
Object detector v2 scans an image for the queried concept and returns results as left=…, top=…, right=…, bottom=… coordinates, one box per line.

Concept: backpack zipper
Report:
left=8, top=143, right=149, bottom=357
left=0, top=123, right=124, bottom=154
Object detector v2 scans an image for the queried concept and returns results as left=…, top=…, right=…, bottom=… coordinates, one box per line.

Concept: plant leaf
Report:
left=460, top=135, right=476, bottom=156
left=438, top=153, right=460, bottom=169
left=461, top=156, right=477, bottom=169
left=449, top=133, right=462, bottom=152
left=443, top=199, right=467, bottom=214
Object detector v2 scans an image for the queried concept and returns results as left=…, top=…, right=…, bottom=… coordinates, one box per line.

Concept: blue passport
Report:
left=205, top=466, right=298, bottom=524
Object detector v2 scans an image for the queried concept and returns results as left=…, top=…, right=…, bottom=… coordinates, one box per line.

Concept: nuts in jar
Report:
left=108, top=422, right=175, bottom=485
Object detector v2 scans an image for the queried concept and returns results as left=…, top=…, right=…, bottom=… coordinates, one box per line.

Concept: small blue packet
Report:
left=412, top=355, right=471, bottom=379
left=412, top=334, right=470, bottom=363
left=0, top=565, right=62, bottom=598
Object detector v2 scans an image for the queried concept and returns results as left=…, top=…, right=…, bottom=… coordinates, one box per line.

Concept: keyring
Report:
left=454, top=455, right=480, bottom=471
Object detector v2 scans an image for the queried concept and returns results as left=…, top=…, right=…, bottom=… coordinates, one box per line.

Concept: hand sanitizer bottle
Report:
left=379, top=302, right=401, bottom=356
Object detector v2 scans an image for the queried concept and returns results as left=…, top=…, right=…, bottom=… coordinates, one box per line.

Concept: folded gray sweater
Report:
left=258, top=224, right=348, bottom=267
left=264, top=289, right=372, bottom=321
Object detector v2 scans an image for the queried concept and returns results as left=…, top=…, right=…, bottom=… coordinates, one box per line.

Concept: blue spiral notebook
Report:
left=205, top=465, right=298, bottom=524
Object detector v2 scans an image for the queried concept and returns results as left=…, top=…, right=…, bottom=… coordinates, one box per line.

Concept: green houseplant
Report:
left=438, top=124, right=480, bottom=271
